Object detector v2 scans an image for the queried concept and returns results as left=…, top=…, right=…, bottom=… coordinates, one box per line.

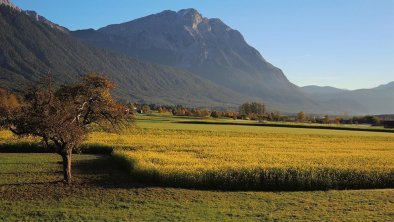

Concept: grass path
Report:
left=1, top=153, right=394, bottom=221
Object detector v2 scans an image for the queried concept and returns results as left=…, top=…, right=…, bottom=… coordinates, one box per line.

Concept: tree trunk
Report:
left=61, top=149, right=72, bottom=184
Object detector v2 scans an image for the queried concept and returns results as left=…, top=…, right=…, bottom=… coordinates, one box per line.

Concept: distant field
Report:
left=1, top=114, right=394, bottom=220
left=137, top=114, right=394, bottom=133
left=1, top=154, right=393, bottom=221
left=178, top=120, right=394, bottom=133
left=1, top=114, right=394, bottom=191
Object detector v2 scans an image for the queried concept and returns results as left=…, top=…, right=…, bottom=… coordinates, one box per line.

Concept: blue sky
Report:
left=13, top=0, right=394, bottom=90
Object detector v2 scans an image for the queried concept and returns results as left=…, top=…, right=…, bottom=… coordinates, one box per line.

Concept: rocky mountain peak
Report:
left=0, top=0, right=13, bottom=6
left=178, top=8, right=201, bottom=17
left=0, top=0, right=21, bottom=11
left=177, top=8, right=204, bottom=29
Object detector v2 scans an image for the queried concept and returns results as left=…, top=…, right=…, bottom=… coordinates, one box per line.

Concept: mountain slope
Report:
left=301, top=83, right=394, bottom=114
left=374, top=81, right=394, bottom=90
left=72, top=9, right=318, bottom=111
left=0, top=5, right=249, bottom=107
left=342, top=83, right=394, bottom=114
left=301, top=85, right=349, bottom=95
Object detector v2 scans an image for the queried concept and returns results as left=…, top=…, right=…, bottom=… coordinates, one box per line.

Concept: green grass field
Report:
left=1, top=114, right=394, bottom=220
left=1, top=153, right=394, bottom=221
left=137, top=113, right=394, bottom=133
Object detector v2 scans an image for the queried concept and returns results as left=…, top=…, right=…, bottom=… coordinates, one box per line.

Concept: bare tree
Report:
left=0, top=74, right=133, bottom=184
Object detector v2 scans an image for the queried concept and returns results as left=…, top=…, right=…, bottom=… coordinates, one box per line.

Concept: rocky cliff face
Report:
left=25, top=10, right=68, bottom=33
left=73, top=9, right=315, bottom=111
left=0, top=0, right=68, bottom=32
left=0, top=0, right=20, bottom=11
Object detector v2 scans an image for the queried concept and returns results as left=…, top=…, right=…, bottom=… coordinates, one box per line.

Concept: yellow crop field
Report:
left=1, top=116, right=394, bottom=190
left=90, top=117, right=394, bottom=190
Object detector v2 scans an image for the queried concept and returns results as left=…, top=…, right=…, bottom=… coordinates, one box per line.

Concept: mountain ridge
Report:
left=0, top=0, right=20, bottom=11
left=72, top=8, right=319, bottom=112
left=0, top=0, right=67, bottom=32
left=0, top=5, right=252, bottom=108
left=301, top=82, right=394, bottom=115
left=301, top=81, right=394, bottom=94
left=301, top=85, right=349, bottom=95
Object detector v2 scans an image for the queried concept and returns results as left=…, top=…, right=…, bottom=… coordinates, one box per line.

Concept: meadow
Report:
left=1, top=153, right=394, bottom=221
left=1, top=114, right=394, bottom=220
left=2, top=114, right=393, bottom=190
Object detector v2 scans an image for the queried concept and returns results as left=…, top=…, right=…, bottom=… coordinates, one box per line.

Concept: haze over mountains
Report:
left=301, top=82, right=394, bottom=115
left=0, top=1, right=393, bottom=114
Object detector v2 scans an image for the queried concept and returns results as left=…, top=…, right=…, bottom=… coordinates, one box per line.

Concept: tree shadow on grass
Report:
left=73, top=155, right=148, bottom=189
left=1, top=181, right=62, bottom=187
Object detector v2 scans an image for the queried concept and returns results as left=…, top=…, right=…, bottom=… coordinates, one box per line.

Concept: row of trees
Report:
left=133, top=102, right=295, bottom=122
left=131, top=103, right=238, bottom=119
left=132, top=102, right=269, bottom=120
left=134, top=102, right=384, bottom=126
left=296, top=112, right=382, bottom=125
left=296, top=112, right=337, bottom=124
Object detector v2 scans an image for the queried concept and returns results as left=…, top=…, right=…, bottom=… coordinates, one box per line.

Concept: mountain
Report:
left=1, top=2, right=392, bottom=114
left=24, top=10, right=68, bottom=33
left=301, top=85, right=348, bottom=95
left=0, top=0, right=19, bottom=10
left=0, top=5, right=250, bottom=107
left=72, top=9, right=318, bottom=112
left=301, top=83, right=394, bottom=114
left=0, top=0, right=66, bottom=32
left=374, top=81, right=394, bottom=90
left=344, top=83, right=394, bottom=114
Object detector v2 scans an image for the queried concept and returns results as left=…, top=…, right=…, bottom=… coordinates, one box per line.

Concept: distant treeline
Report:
left=128, top=102, right=389, bottom=126
left=129, top=102, right=282, bottom=121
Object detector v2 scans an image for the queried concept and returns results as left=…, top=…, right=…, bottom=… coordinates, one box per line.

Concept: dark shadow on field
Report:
left=1, top=181, right=62, bottom=186
left=0, top=171, right=61, bottom=175
left=0, top=143, right=52, bottom=153
left=73, top=155, right=148, bottom=189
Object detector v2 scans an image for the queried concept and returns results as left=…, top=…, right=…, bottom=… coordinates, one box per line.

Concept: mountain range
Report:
left=301, top=82, right=394, bottom=115
left=0, top=4, right=250, bottom=107
left=0, top=1, right=392, bottom=114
